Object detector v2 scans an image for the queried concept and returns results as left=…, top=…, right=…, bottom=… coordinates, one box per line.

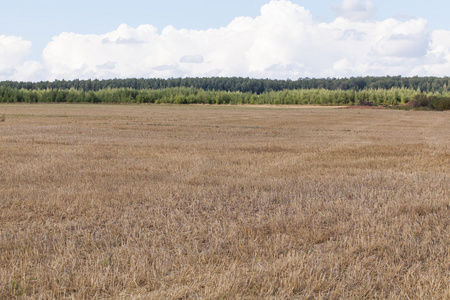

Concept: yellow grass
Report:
left=0, top=104, right=449, bottom=299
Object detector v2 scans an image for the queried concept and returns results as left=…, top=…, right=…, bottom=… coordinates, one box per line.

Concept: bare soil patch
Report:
left=340, top=105, right=387, bottom=109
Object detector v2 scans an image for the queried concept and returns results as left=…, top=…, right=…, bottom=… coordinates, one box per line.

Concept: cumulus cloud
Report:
left=413, top=30, right=450, bottom=76
left=0, top=35, right=33, bottom=79
left=2, top=0, right=450, bottom=81
left=9, top=61, right=47, bottom=82
left=180, top=55, right=204, bottom=64
left=333, top=0, right=376, bottom=21
left=37, top=0, right=325, bottom=80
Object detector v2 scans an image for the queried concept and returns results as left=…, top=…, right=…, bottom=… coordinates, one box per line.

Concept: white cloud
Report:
left=333, top=0, right=376, bottom=21
left=415, top=30, right=450, bottom=76
left=0, top=35, right=33, bottom=79
left=180, top=55, right=204, bottom=64
left=10, top=61, right=47, bottom=82
left=371, top=18, right=430, bottom=58
left=2, top=0, right=450, bottom=81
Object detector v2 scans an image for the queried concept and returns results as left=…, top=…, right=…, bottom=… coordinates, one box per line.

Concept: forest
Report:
left=1, top=76, right=450, bottom=93
left=0, top=76, right=450, bottom=109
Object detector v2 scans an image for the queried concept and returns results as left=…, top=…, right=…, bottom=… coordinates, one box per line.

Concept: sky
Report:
left=1, top=0, right=450, bottom=81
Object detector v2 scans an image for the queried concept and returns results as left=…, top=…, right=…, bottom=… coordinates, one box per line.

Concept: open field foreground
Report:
left=0, top=104, right=449, bottom=299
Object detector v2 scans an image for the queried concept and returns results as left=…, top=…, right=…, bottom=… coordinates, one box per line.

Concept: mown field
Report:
left=0, top=104, right=449, bottom=299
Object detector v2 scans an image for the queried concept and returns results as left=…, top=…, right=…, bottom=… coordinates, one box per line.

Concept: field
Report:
left=0, top=104, right=449, bottom=299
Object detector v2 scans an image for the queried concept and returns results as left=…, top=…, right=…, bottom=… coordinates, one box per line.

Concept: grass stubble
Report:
left=0, top=104, right=448, bottom=299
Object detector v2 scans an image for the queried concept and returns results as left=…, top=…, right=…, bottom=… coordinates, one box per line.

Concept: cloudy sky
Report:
left=2, top=0, right=450, bottom=81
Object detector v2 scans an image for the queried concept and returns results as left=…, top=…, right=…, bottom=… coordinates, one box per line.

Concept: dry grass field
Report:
left=0, top=104, right=449, bottom=299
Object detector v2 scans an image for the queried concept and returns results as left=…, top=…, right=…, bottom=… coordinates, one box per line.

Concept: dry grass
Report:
left=0, top=104, right=449, bottom=299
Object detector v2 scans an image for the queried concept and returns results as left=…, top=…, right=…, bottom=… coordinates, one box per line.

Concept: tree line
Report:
left=1, top=76, right=450, bottom=94
left=1, top=85, right=449, bottom=109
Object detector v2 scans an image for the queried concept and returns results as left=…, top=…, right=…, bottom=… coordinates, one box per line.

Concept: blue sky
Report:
left=1, top=0, right=450, bottom=81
